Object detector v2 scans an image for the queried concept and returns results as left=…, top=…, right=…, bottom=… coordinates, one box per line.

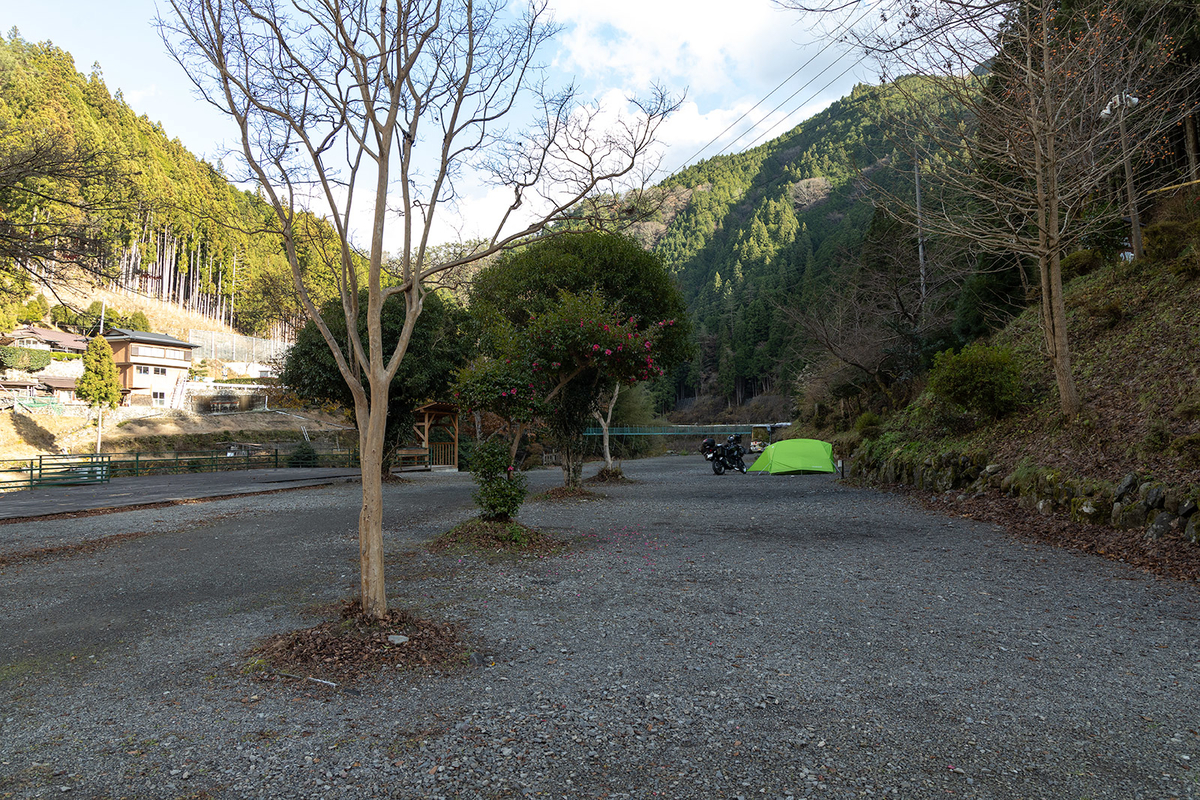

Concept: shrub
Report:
left=1143, top=220, right=1188, bottom=262
left=287, top=441, right=321, bottom=467
left=0, top=345, right=52, bottom=372
left=469, top=440, right=527, bottom=521
left=926, top=343, right=1023, bottom=420
left=1060, top=249, right=1103, bottom=281
left=854, top=411, right=881, bottom=433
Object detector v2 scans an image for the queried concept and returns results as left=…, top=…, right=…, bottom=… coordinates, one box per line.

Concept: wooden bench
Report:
left=394, top=448, right=430, bottom=471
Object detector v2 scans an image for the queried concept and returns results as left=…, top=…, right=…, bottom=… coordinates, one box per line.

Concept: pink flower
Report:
left=592, top=344, right=600, bottom=351
left=604, top=349, right=612, bottom=356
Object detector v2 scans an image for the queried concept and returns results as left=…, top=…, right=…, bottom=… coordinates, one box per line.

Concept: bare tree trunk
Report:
left=592, top=383, right=621, bottom=470
left=355, top=384, right=389, bottom=618
left=1033, top=12, right=1081, bottom=419
left=1187, top=115, right=1199, bottom=182
left=559, top=438, right=583, bottom=487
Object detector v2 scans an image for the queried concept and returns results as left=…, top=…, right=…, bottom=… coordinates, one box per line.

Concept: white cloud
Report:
left=549, top=0, right=816, bottom=101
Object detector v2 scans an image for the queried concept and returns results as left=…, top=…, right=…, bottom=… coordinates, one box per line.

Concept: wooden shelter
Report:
left=412, top=401, right=460, bottom=470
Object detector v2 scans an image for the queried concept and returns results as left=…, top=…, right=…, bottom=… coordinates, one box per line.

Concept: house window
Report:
left=152, top=391, right=167, bottom=407
left=136, top=366, right=150, bottom=375
left=153, top=367, right=168, bottom=375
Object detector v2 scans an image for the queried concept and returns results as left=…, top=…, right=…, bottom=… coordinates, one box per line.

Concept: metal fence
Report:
left=0, top=454, right=112, bottom=490
left=0, top=449, right=358, bottom=490
left=189, top=330, right=290, bottom=363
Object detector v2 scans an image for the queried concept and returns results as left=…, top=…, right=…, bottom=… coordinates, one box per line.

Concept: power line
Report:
left=666, top=4, right=882, bottom=176
left=737, top=49, right=868, bottom=153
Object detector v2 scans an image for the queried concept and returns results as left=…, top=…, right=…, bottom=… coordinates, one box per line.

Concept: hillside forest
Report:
left=0, top=30, right=338, bottom=339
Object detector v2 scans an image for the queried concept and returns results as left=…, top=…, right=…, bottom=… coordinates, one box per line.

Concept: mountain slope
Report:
left=0, top=33, right=337, bottom=336
left=648, top=83, right=916, bottom=404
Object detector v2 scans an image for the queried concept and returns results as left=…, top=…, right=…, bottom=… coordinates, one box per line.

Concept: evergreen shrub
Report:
left=1143, top=221, right=1188, bottom=262
left=1060, top=249, right=1103, bottom=281
left=854, top=411, right=882, bottom=439
left=0, top=345, right=52, bottom=372
left=926, top=343, right=1022, bottom=420
left=470, top=440, right=527, bottom=521
left=287, top=441, right=320, bottom=467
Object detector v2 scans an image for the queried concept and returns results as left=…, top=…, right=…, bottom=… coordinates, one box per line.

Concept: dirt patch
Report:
left=429, top=518, right=563, bottom=559
left=0, top=412, right=90, bottom=457
left=586, top=466, right=633, bottom=484
left=247, top=600, right=468, bottom=685
left=531, top=486, right=603, bottom=502
left=110, top=409, right=350, bottom=439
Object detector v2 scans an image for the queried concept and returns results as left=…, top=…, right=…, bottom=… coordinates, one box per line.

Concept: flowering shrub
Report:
left=469, top=440, right=527, bottom=521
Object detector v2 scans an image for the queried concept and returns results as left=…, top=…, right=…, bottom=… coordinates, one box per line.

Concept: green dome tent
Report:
left=747, top=438, right=836, bottom=475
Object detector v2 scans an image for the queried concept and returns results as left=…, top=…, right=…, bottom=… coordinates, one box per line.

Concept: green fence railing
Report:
left=0, top=448, right=359, bottom=490
left=0, top=453, right=112, bottom=490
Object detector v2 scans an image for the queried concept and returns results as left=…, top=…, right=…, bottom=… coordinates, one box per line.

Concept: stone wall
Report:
left=850, top=450, right=1198, bottom=545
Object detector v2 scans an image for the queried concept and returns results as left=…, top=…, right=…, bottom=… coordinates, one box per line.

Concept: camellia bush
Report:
left=469, top=440, right=528, bottom=521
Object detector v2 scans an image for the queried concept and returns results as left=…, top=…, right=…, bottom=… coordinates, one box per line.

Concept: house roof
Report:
left=103, top=329, right=201, bottom=349
left=1, top=326, right=88, bottom=352
left=40, top=376, right=78, bottom=390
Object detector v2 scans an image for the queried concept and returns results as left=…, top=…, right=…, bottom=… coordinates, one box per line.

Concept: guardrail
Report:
left=582, top=424, right=756, bottom=437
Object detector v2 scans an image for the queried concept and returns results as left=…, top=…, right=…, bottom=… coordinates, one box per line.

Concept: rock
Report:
left=387, top=635, right=409, bottom=645
left=1070, top=497, right=1106, bottom=525
left=983, top=464, right=1002, bottom=476
left=1145, top=486, right=1166, bottom=511
left=1187, top=516, right=1199, bottom=544
left=1179, top=499, right=1198, bottom=519
left=1145, top=511, right=1178, bottom=541
left=1113, top=502, right=1148, bottom=530
left=1036, top=499, right=1054, bottom=516
left=1114, top=473, right=1138, bottom=503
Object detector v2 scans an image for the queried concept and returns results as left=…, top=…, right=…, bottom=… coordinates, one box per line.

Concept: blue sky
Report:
left=5, top=0, right=872, bottom=244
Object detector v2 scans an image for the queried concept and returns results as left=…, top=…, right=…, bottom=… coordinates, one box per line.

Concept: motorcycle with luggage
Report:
left=700, top=435, right=748, bottom=474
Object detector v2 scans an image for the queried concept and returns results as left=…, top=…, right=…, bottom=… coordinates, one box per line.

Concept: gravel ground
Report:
left=2, top=455, right=1199, bottom=799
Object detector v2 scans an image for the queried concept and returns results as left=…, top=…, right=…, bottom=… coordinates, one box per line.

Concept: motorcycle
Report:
left=700, top=435, right=747, bottom=475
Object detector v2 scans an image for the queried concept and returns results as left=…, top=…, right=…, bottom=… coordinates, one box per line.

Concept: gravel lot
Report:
left=2, top=455, right=1199, bottom=799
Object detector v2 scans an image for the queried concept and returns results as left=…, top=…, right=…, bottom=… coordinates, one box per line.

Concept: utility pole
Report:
left=1101, top=93, right=1142, bottom=259
left=914, top=159, right=927, bottom=315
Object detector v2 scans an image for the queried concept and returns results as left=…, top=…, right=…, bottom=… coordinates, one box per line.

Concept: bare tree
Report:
left=859, top=1, right=1198, bottom=417
left=160, top=0, right=677, bottom=618
left=0, top=131, right=130, bottom=296
left=785, top=218, right=965, bottom=408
